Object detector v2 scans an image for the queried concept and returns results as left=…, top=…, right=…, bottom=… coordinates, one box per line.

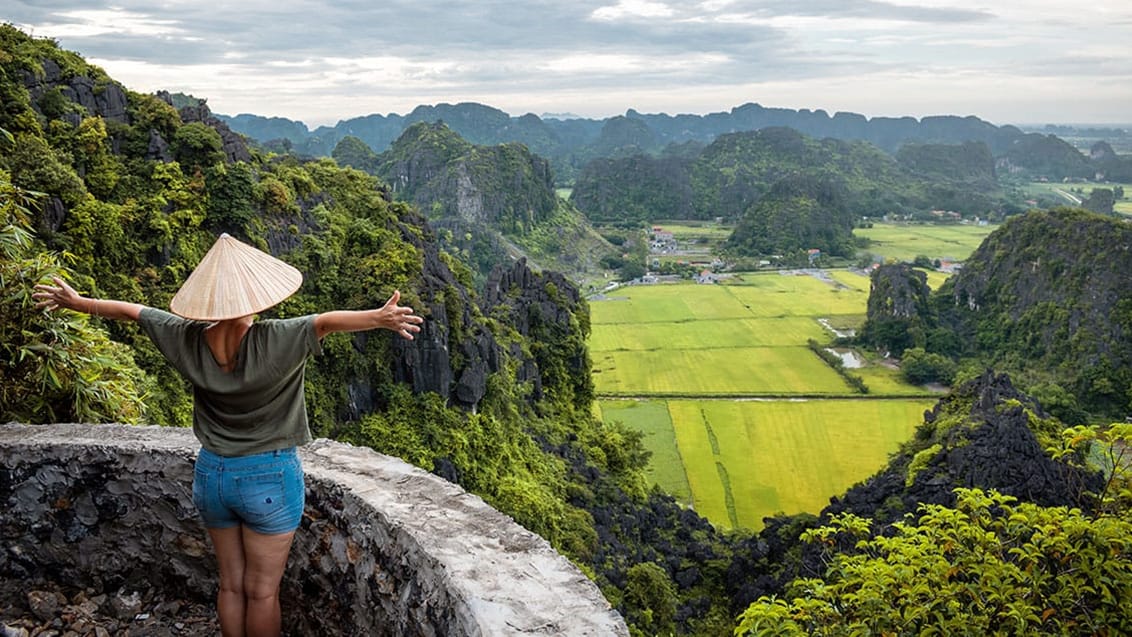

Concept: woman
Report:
left=33, top=233, right=423, bottom=637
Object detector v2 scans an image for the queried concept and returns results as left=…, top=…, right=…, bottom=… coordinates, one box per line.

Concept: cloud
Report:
left=7, top=0, right=1132, bottom=125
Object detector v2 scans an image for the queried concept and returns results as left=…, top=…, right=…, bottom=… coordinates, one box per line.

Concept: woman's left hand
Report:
left=377, top=290, right=424, bottom=340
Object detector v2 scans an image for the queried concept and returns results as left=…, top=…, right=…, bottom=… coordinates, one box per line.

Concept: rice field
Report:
left=589, top=262, right=961, bottom=530
left=854, top=222, right=995, bottom=262
left=593, top=346, right=853, bottom=396
left=598, top=398, right=934, bottom=529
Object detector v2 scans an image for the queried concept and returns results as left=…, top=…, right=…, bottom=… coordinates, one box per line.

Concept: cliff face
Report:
left=377, top=121, right=557, bottom=233
left=20, top=58, right=129, bottom=127
left=858, top=263, right=934, bottom=354
left=825, top=370, right=1102, bottom=524
left=481, top=258, right=593, bottom=410
left=384, top=224, right=588, bottom=413
left=941, top=208, right=1132, bottom=411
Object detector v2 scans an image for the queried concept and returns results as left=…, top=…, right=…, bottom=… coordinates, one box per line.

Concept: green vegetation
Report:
left=591, top=277, right=940, bottom=531
left=9, top=24, right=1132, bottom=637
left=926, top=208, right=1132, bottom=418
left=596, top=400, right=691, bottom=502
left=595, top=346, right=850, bottom=396
left=371, top=120, right=616, bottom=282
left=572, top=127, right=1020, bottom=262
left=667, top=399, right=930, bottom=529
left=1022, top=180, right=1132, bottom=216
left=854, top=221, right=996, bottom=262
left=737, top=486, right=1132, bottom=636
left=599, top=398, right=931, bottom=530
left=0, top=26, right=736, bottom=635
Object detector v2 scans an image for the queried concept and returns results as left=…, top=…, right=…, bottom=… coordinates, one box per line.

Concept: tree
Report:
left=1, top=172, right=148, bottom=423
left=171, top=121, right=224, bottom=169
left=900, top=347, right=957, bottom=385
left=1081, top=188, right=1115, bottom=215
left=736, top=487, right=1132, bottom=636
left=623, top=562, right=678, bottom=636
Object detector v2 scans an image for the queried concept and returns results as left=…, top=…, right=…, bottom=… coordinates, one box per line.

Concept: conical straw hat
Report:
left=170, top=233, right=303, bottom=320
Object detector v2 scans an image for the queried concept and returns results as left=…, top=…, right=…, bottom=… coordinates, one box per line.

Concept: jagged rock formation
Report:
left=940, top=207, right=1132, bottom=413
left=371, top=122, right=613, bottom=282
left=481, top=258, right=593, bottom=409
left=159, top=91, right=251, bottom=163
left=857, top=263, right=933, bottom=354
left=20, top=58, right=129, bottom=126
left=824, top=370, right=1102, bottom=523
left=377, top=121, right=557, bottom=232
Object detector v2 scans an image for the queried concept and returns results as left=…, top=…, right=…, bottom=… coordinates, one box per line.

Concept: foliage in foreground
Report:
left=1, top=171, right=148, bottom=424
left=736, top=424, right=1132, bottom=636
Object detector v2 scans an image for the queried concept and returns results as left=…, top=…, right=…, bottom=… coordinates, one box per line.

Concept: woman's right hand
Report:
left=33, top=276, right=87, bottom=313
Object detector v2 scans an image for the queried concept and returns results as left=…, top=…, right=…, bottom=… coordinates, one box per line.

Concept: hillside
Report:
left=859, top=207, right=1132, bottom=419
left=370, top=121, right=616, bottom=283
left=572, top=126, right=1010, bottom=262
left=728, top=371, right=1129, bottom=635
left=4, top=24, right=1130, bottom=637
left=0, top=24, right=735, bottom=636
left=941, top=208, right=1132, bottom=415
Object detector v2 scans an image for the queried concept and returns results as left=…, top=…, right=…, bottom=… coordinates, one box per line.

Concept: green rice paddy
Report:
left=854, top=222, right=995, bottom=262
left=588, top=221, right=999, bottom=530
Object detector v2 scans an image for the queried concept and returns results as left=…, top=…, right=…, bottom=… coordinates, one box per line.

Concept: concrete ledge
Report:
left=0, top=423, right=628, bottom=636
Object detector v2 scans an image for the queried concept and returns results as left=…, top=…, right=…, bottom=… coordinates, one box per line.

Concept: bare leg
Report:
left=241, top=527, right=296, bottom=637
left=208, top=526, right=247, bottom=637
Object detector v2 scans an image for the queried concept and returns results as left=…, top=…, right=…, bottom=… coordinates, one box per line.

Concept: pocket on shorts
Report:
left=235, top=471, right=286, bottom=521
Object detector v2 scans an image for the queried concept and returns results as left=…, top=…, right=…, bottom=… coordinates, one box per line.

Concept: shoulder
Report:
left=138, top=307, right=200, bottom=331
left=257, top=314, right=318, bottom=334
left=255, top=314, right=322, bottom=355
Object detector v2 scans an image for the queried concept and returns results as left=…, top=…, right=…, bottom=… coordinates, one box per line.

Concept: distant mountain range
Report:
left=219, top=102, right=1132, bottom=186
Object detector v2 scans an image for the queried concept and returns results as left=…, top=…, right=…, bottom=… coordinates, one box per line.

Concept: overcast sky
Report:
left=8, top=1, right=1132, bottom=128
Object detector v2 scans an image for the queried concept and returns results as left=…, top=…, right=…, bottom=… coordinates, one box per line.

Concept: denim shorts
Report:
left=192, top=447, right=305, bottom=535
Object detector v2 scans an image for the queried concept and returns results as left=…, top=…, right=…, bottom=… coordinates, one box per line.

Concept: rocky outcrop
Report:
left=857, top=263, right=933, bottom=354
left=867, top=263, right=931, bottom=320
left=21, top=59, right=129, bottom=126
left=0, top=424, right=629, bottom=636
left=146, top=128, right=173, bottom=162
left=385, top=210, right=499, bottom=409
left=377, top=122, right=558, bottom=234
left=942, top=208, right=1132, bottom=412
left=159, top=91, right=251, bottom=164
left=482, top=258, right=592, bottom=409
left=824, top=370, right=1103, bottom=524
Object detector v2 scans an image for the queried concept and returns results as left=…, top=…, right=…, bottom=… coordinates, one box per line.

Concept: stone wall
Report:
left=0, top=424, right=628, bottom=636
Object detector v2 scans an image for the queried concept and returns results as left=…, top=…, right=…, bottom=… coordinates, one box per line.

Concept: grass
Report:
left=593, top=346, right=854, bottom=396
left=854, top=222, right=995, bottom=262
left=599, top=398, right=934, bottom=530
left=589, top=316, right=829, bottom=351
left=588, top=254, right=963, bottom=530
left=597, top=400, right=692, bottom=502
left=651, top=222, right=734, bottom=240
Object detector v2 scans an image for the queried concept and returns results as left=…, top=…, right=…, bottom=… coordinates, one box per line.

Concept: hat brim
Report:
left=170, top=234, right=303, bottom=321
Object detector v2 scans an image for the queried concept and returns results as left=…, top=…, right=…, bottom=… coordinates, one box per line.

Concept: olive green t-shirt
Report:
left=138, top=307, right=322, bottom=457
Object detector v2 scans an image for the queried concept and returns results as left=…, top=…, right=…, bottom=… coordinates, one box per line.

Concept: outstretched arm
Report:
left=314, top=290, right=424, bottom=341
left=33, top=276, right=144, bottom=322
